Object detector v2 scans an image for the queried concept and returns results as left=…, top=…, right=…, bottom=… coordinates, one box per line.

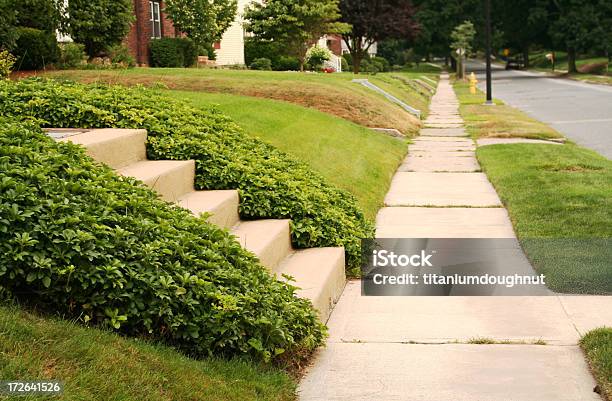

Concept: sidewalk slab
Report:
left=376, top=207, right=516, bottom=238
left=426, top=123, right=464, bottom=129
left=558, top=296, right=612, bottom=335
left=420, top=128, right=468, bottom=137
left=384, top=172, right=502, bottom=207
left=299, top=343, right=600, bottom=401
left=409, top=142, right=476, bottom=152
left=399, top=156, right=480, bottom=172
left=415, top=136, right=474, bottom=143
left=327, top=281, right=580, bottom=344
left=410, top=150, right=476, bottom=157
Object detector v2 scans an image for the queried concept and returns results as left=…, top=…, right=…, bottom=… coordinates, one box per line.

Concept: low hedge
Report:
left=0, top=119, right=325, bottom=361
left=12, top=27, right=59, bottom=70
left=150, top=37, right=197, bottom=68
left=0, top=78, right=372, bottom=272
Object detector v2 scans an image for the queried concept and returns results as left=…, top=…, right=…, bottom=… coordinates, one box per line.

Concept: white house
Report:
left=214, top=0, right=252, bottom=66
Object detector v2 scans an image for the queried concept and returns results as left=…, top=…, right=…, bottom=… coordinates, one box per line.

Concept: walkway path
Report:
left=298, top=74, right=609, bottom=401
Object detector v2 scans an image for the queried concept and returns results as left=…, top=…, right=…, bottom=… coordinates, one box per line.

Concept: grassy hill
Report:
left=166, top=90, right=407, bottom=220
left=0, top=305, right=296, bottom=401
left=43, top=68, right=437, bottom=135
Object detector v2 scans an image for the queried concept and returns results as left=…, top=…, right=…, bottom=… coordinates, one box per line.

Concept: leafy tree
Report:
left=65, top=0, right=134, bottom=57
left=245, top=0, right=348, bottom=71
left=164, top=0, right=237, bottom=50
left=494, top=0, right=548, bottom=68
left=531, top=0, right=607, bottom=73
left=0, top=0, right=18, bottom=50
left=339, top=0, right=419, bottom=73
left=450, top=20, right=475, bottom=78
left=412, top=0, right=480, bottom=60
left=14, top=0, right=60, bottom=32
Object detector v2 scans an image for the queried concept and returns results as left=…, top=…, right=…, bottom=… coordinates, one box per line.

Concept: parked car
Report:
left=505, top=55, right=526, bottom=70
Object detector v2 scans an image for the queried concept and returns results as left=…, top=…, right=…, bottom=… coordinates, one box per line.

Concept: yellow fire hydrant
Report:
left=469, top=72, right=478, bottom=94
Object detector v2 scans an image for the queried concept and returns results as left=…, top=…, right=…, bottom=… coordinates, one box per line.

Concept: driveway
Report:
left=465, top=60, right=612, bottom=159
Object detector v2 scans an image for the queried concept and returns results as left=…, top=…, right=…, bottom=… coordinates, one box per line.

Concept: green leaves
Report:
left=0, top=117, right=327, bottom=361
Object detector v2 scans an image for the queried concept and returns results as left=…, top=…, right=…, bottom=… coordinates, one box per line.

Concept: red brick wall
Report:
left=327, top=34, right=343, bottom=57
left=124, top=0, right=177, bottom=66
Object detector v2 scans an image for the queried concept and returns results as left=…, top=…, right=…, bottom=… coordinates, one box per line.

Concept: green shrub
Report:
left=0, top=118, right=325, bottom=361
left=306, top=46, right=332, bottom=71
left=340, top=56, right=349, bottom=72
left=250, top=57, right=272, bottom=70
left=150, top=38, right=184, bottom=67
left=179, top=38, right=198, bottom=67
left=12, top=27, right=59, bottom=70
left=150, top=38, right=196, bottom=68
left=0, top=50, right=15, bottom=78
left=275, top=56, right=300, bottom=71
left=372, top=56, right=390, bottom=72
left=0, top=79, right=373, bottom=272
left=57, top=43, right=86, bottom=69
left=108, top=44, right=135, bottom=68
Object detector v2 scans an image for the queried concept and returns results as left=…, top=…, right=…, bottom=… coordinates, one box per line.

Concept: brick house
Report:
left=125, top=0, right=179, bottom=66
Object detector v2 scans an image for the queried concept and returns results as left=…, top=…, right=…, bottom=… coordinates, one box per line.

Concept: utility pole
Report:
left=485, top=0, right=493, bottom=104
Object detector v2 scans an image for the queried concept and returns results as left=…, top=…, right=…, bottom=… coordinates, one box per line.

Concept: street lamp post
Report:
left=485, top=0, right=493, bottom=105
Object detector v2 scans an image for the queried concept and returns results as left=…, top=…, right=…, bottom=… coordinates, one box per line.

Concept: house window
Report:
left=150, top=1, right=162, bottom=39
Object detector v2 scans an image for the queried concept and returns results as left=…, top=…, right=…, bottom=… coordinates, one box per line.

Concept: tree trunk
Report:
left=567, top=47, right=577, bottom=74
left=522, top=47, right=530, bottom=69
left=352, top=51, right=362, bottom=74
left=552, top=51, right=556, bottom=72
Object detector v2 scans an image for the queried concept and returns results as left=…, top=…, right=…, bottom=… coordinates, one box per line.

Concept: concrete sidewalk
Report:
left=298, top=74, right=609, bottom=401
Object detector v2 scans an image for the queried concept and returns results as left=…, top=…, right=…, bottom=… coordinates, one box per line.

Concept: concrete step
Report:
left=178, top=190, right=240, bottom=229
left=119, top=160, right=195, bottom=202
left=277, top=247, right=346, bottom=322
left=231, top=219, right=293, bottom=271
left=59, top=129, right=147, bottom=169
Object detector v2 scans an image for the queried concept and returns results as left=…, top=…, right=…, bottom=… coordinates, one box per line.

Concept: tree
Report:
left=339, top=0, right=419, bottom=73
left=412, top=0, right=480, bottom=61
left=65, top=0, right=134, bottom=57
left=0, top=0, right=17, bottom=50
left=450, top=20, right=475, bottom=78
left=495, top=0, right=548, bottom=68
left=164, top=0, right=237, bottom=50
left=531, top=0, right=606, bottom=73
left=245, top=0, right=348, bottom=71
left=14, top=0, right=60, bottom=32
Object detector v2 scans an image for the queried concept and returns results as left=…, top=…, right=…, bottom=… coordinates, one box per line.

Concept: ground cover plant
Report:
left=43, top=68, right=431, bottom=135
left=580, top=327, right=612, bottom=401
left=456, top=84, right=612, bottom=294
left=166, top=90, right=407, bottom=220
left=0, top=78, right=372, bottom=271
left=0, top=118, right=326, bottom=361
left=0, top=305, right=297, bottom=401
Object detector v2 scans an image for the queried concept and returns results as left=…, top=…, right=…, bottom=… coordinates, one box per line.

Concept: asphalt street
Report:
left=465, top=60, right=612, bottom=159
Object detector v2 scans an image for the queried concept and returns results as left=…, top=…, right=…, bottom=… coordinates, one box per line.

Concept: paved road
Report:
left=465, top=60, right=612, bottom=159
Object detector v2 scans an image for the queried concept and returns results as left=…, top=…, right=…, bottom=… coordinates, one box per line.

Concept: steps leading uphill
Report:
left=59, top=128, right=346, bottom=322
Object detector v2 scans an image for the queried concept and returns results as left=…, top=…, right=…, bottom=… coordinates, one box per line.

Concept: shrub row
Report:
left=0, top=78, right=373, bottom=272
left=0, top=119, right=326, bottom=361
left=150, top=38, right=198, bottom=68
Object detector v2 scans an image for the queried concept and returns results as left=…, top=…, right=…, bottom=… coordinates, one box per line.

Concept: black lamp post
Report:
left=484, top=0, right=493, bottom=104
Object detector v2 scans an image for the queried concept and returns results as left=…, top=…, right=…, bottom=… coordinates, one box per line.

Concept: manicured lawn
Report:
left=477, top=144, right=612, bottom=294
left=42, top=68, right=436, bottom=135
left=165, top=90, right=407, bottom=220
left=580, top=328, right=612, bottom=401
left=456, top=82, right=612, bottom=294
left=0, top=305, right=296, bottom=401
left=454, top=81, right=562, bottom=140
